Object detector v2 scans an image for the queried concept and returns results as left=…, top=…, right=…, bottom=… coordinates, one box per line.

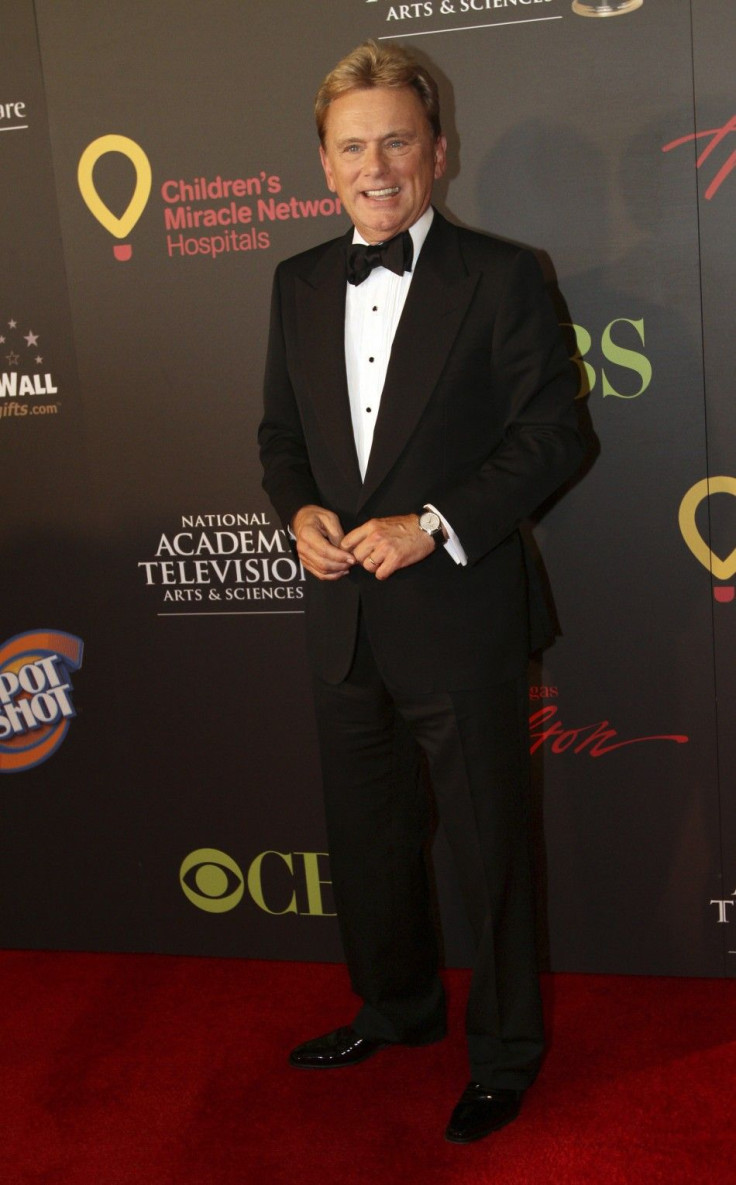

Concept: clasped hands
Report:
left=292, top=505, right=436, bottom=581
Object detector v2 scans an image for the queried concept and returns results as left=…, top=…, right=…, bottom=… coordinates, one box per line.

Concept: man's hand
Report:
left=341, top=515, right=435, bottom=580
left=292, top=505, right=356, bottom=581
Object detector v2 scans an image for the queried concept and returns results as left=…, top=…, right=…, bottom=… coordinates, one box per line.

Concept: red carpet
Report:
left=2, top=951, right=735, bottom=1184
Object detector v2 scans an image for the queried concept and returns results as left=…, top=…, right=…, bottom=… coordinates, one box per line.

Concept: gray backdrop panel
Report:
left=0, top=0, right=731, bottom=975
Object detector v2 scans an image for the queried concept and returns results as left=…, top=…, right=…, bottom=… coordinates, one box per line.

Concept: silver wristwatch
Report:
left=417, top=508, right=446, bottom=549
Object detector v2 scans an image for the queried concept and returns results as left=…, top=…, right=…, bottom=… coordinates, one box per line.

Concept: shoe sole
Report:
left=289, top=1030, right=446, bottom=1069
left=289, top=1041, right=391, bottom=1068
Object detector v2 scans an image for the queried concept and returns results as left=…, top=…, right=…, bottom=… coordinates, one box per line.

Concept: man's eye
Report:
left=388, top=140, right=407, bottom=150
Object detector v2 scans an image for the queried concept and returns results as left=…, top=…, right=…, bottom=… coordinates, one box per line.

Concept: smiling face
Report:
left=319, top=85, right=447, bottom=244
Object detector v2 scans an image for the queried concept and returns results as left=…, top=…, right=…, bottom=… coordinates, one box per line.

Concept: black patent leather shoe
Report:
left=289, top=1025, right=390, bottom=1068
left=445, top=1082, right=523, bottom=1143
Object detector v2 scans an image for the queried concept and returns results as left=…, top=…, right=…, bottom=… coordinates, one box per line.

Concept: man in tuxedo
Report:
left=259, top=40, right=582, bottom=1144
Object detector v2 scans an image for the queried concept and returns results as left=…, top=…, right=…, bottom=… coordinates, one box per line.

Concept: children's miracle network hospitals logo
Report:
left=0, top=631, right=84, bottom=773
left=78, top=134, right=152, bottom=261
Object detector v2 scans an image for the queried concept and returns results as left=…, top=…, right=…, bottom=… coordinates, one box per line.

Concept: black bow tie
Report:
left=347, top=230, right=414, bottom=286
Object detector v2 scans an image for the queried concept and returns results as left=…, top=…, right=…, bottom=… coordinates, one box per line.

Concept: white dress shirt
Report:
left=345, top=207, right=467, bottom=566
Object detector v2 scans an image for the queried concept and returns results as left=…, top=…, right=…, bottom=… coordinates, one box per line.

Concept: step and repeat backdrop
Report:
left=2, top=0, right=735, bottom=975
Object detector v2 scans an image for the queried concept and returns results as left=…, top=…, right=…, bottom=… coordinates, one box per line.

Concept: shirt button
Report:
left=368, top=356, right=374, bottom=363
left=372, top=306, right=378, bottom=312
left=366, top=407, right=372, bottom=414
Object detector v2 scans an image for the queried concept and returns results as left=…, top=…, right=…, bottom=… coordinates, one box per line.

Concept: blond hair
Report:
left=315, top=40, right=441, bottom=144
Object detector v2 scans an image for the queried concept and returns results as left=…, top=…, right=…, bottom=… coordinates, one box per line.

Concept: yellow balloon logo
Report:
left=77, top=135, right=152, bottom=261
left=678, top=476, right=736, bottom=603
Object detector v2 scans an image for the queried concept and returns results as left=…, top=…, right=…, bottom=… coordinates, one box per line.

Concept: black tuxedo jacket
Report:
left=259, top=211, right=582, bottom=692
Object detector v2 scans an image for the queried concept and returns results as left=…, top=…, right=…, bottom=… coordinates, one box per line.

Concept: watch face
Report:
left=420, top=511, right=441, bottom=533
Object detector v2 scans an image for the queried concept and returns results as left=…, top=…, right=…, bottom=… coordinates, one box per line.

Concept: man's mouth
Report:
left=363, top=186, right=400, bottom=199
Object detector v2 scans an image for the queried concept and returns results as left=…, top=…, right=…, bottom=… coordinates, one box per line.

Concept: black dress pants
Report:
left=312, top=614, right=544, bottom=1092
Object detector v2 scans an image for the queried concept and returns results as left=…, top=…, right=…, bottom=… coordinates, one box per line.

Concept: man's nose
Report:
left=362, top=143, right=388, bottom=175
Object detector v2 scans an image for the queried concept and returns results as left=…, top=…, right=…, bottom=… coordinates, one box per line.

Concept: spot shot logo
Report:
left=0, top=630, right=84, bottom=773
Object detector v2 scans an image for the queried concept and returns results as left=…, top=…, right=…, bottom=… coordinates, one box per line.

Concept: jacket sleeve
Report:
left=432, top=249, right=583, bottom=565
left=258, top=265, right=322, bottom=530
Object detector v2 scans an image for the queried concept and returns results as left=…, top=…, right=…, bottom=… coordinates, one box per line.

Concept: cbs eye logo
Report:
left=572, top=1, right=643, bottom=15
left=180, top=846, right=335, bottom=916
left=179, top=849, right=244, bottom=913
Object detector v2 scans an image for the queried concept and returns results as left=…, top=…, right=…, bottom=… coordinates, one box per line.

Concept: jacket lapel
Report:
left=294, top=231, right=362, bottom=492
left=358, top=213, right=480, bottom=510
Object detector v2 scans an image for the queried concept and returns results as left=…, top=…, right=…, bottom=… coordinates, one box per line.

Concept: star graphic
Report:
left=35, top=355, right=43, bottom=365
left=6, top=351, right=20, bottom=366
left=8, top=319, right=17, bottom=329
left=24, top=330, right=39, bottom=347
